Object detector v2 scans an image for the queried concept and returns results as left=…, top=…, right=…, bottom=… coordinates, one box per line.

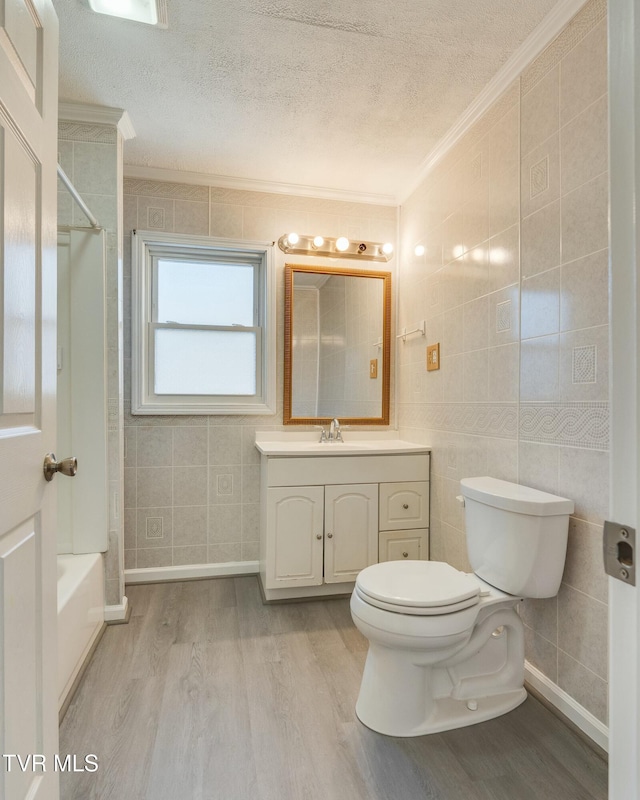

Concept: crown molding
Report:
left=123, top=164, right=396, bottom=206
left=398, top=0, right=589, bottom=203
left=58, top=101, right=136, bottom=140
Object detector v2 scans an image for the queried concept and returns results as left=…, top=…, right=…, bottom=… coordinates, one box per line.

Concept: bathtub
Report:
left=57, top=553, right=105, bottom=713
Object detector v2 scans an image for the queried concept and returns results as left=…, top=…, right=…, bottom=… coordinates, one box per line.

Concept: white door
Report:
left=608, top=0, right=640, bottom=797
left=0, top=1, right=59, bottom=799
left=266, top=486, right=324, bottom=588
left=324, top=484, right=378, bottom=583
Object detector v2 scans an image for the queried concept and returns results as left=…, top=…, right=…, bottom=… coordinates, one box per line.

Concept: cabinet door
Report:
left=379, top=529, right=429, bottom=562
left=324, top=484, right=378, bottom=584
left=379, top=481, right=430, bottom=530
left=266, top=487, right=324, bottom=589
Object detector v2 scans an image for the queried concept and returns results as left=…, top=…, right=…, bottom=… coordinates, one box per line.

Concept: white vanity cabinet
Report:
left=266, top=483, right=378, bottom=590
left=378, top=481, right=430, bottom=563
left=257, top=444, right=430, bottom=602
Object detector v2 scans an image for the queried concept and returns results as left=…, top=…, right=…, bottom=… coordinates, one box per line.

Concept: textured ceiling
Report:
left=53, top=0, right=559, bottom=197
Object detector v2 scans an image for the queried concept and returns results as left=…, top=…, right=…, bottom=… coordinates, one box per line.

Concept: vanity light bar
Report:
left=277, top=233, right=394, bottom=262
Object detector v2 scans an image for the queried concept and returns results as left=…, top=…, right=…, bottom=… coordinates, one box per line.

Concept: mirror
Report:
left=284, top=263, right=391, bottom=425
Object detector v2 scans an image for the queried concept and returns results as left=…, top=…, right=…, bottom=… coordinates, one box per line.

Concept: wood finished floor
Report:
left=59, top=578, right=608, bottom=800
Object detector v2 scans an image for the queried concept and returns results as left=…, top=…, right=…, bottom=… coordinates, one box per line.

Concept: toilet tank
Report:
left=460, top=477, right=574, bottom=598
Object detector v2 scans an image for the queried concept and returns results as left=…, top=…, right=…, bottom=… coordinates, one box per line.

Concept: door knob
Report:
left=43, top=453, right=77, bottom=482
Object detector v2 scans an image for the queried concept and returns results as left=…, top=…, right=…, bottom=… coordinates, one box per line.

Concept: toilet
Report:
left=350, top=476, right=574, bottom=737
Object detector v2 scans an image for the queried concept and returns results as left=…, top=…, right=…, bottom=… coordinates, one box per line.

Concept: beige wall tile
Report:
left=173, top=426, right=208, bottom=466
left=442, top=354, right=464, bottom=403
left=488, top=342, right=519, bottom=402
left=462, top=247, right=490, bottom=303
left=559, top=325, right=608, bottom=402
left=241, top=465, right=261, bottom=504
left=557, top=583, right=608, bottom=679
left=175, top=200, right=209, bottom=235
left=173, top=466, right=208, bottom=506
left=443, top=306, right=464, bottom=356
left=488, top=225, right=520, bottom=292
left=488, top=285, right=519, bottom=347
left=560, top=249, right=609, bottom=332
left=558, top=650, right=607, bottom=723
left=137, top=467, right=172, bottom=508
left=242, top=503, right=260, bottom=543
left=208, top=504, right=242, bottom=544
left=73, top=142, right=117, bottom=195
left=136, top=507, right=173, bottom=549
left=518, top=441, right=559, bottom=495
left=521, top=134, right=560, bottom=219
left=208, top=543, right=242, bottom=563
left=561, top=171, right=609, bottom=264
left=173, top=505, right=207, bottom=546
left=489, top=104, right=520, bottom=237
left=521, top=268, right=560, bottom=340
left=558, top=446, right=609, bottom=525
left=173, top=545, right=208, bottom=566
left=137, top=547, right=172, bottom=568
left=137, top=196, right=174, bottom=232
left=520, top=596, right=557, bottom=643
left=524, top=625, right=558, bottom=682
left=208, top=465, right=242, bottom=505
left=563, top=517, right=607, bottom=604
left=441, top=259, right=465, bottom=311
left=560, top=94, right=608, bottom=195
left=208, top=426, right=242, bottom=465
left=520, top=335, right=559, bottom=402
left=463, top=296, right=489, bottom=352
left=463, top=349, right=489, bottom=402
left=209, top=202, right=243, bottom=238
left=241, top=542, right=260, bottom=561
left=521, top=65, right=560, bottom=157
left=560, top=19, right=607, bottom=126
left=521, top=201, right=561, bottom=279
left=137, top=426, right=173, bottom=467
left=442, top=211, right=464, bottom=264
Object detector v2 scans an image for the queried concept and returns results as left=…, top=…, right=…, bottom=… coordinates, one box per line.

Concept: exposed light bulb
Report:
left=335, top=237, right=350, bottom=252
left=313, top=236, right=325, bottom=248
left=414, top=244, right=425, bottom=257
left=287, top=232, right=300, bottom=246
left=382, top=242, right=394, bottom=255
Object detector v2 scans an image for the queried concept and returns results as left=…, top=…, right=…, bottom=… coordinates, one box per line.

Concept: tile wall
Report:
left=397, top=0, right=609, bottom=722
left=122, top=181, right=397, bottom=570
left=58, top=117, right=126, bottom=608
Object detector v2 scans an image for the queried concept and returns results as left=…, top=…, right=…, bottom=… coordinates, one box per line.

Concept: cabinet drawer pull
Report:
left=403, top=551, right=409, bottom=558
left=316, top=534, right=322, bottom=540
left=327, top=532, right=333, bottom=538
left=402, top=503, right=409, bottom=509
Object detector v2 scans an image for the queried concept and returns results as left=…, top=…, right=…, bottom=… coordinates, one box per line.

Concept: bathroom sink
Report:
left=254, top=437, right=430, bottom=456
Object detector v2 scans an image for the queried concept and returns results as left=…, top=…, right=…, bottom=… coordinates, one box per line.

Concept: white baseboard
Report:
left=104, top=595, right=129, bottom=622
left=525, top=661, right=609, bottom=752
left=124, top=561, right=259, bottom=584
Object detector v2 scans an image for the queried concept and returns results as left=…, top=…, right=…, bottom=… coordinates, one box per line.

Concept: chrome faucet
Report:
left=329, top=418, right=343, bottom=442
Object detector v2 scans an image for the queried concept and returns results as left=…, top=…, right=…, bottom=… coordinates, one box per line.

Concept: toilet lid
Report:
left=356, top=561, right=480, bottom=610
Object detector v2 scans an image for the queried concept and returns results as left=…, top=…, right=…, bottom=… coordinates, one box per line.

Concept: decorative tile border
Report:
left=123, top=178, right=209, bottom=202
left=520, top=402, right=609, bottom=449
left=398, top=403, right=518, bottom=438
left=521, top=0, right=606, bottom=95
left=58, top=121, right=117, bottom=144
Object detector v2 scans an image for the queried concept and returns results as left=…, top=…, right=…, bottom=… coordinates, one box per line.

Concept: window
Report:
left=132, top=231, right=275, bottom=415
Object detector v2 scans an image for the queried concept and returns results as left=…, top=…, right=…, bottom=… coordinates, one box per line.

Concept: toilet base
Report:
left=356, top=687, right=527, bottom=737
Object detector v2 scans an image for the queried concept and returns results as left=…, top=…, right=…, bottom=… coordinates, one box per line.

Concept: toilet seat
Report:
left=355, top=561, right=481, bottom=616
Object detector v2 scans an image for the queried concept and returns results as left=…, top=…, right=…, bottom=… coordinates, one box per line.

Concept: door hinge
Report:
left=603, top=520, right=636, bottom=586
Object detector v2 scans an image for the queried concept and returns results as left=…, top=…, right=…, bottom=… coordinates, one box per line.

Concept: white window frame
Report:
left=132, top=230, right=276, bottom=415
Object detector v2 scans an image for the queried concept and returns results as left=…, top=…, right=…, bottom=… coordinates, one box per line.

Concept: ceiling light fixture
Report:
left=277, top=234, right=394, bottom=263
left=88, top=0, right=166, bottom=26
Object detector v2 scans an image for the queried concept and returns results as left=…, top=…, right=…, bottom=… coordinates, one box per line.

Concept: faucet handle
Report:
left=314, top=426, right=328, bottom=443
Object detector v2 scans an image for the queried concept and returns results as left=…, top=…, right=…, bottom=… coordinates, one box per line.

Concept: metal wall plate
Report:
left=603, top=520, right=636, bottom=586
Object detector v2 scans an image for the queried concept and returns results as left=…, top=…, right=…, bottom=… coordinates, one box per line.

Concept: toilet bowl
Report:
left=351, top=476, right=574, bottom=737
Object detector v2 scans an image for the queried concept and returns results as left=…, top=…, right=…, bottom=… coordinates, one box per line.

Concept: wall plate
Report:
left=426, top=343, right=440, bottom=371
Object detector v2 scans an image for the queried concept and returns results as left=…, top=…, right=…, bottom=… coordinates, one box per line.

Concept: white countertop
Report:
left=254, top=431, right=430, bottom=457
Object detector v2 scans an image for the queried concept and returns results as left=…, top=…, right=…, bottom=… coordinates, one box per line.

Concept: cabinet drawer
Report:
left=379, top=481, right=429, bottom=530
left=379, top=529, right=429, bottom=562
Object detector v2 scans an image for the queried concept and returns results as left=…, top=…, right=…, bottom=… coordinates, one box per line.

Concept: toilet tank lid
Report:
left=460, top=477, right=574, bottom=516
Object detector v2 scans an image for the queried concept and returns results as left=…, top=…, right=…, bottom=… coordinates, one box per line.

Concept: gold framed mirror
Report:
left=284, top=263, right=391, bottom=425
